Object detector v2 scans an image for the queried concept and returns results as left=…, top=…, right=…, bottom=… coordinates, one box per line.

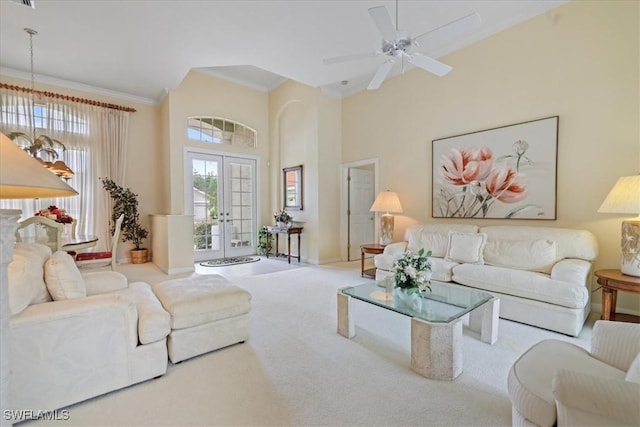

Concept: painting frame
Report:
left=432, top=116, right=559, bottom=220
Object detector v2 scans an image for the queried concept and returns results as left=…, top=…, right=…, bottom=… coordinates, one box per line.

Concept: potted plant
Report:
left=101, top=178, right=149, bottom=264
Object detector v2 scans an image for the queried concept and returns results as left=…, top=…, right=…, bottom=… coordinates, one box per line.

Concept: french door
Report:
left=185, top=151, right=257, bottom=262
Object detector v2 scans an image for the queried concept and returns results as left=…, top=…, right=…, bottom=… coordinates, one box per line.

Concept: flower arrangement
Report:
left=35, top=205, right=74, bottom=224
left=274, top=209, right=292, bottom=224
left=391, top=248, right=432, bottom=295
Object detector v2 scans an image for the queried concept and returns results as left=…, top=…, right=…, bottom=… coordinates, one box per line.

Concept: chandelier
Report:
left=8, top=28, right=74, bottom=181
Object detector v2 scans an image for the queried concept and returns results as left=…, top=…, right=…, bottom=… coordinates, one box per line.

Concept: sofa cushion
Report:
left=484, top=238, right=557, bottom=274
left=626, top=354, right=640, bottom=384
left=453, top=264, right=589, bottom=309
left=406, top=223, right=479, bottom=257
left=409, top=232, right=449, bottom=258
left=445, top=231, right=487, bottom=264
left=44, top=251, right=87, bottom=300
left=480, top=225, right=598, bottom=261
left=8, top=244, right=53, bottom=314
left=429, top=258, right=459, bottom=282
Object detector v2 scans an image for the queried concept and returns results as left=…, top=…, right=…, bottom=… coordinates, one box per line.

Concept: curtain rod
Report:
left=0, top=83, right=137, bottom=113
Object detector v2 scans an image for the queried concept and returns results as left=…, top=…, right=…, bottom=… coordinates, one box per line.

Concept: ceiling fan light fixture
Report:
left=323, top=2, right=480, bottom=90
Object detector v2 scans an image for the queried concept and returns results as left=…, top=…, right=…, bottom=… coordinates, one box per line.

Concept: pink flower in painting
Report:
left=440, top=147, right=494, bottom=186
left=485, top=167, right=527, bottom=203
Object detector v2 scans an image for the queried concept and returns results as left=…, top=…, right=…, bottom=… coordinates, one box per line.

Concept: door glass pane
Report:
left=191, top=158, right=220, bottom=252
left=228, top=160, right=255, bottom=249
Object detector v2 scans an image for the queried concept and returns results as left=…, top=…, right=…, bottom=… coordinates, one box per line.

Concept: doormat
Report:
left=200, top=256, right=261, bottom=267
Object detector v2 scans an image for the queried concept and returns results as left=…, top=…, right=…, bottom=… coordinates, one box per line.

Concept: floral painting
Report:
left=432, top=116, right=558, bottom=220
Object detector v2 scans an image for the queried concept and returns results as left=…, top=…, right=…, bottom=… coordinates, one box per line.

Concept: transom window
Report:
left=187, top=116, right=256, bottom=148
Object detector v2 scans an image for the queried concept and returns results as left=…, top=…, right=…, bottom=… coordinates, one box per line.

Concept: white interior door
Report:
left=348, top=167, right=375, bottom=260
left=185, top=151, right=257, bottom=261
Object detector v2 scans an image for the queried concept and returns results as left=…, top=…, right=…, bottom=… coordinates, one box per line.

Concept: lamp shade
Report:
left=370, top=191, right=403, bottom=213
left=0, top=132, right=77, bottom=199
left=597, top=175, right=640, bottom=214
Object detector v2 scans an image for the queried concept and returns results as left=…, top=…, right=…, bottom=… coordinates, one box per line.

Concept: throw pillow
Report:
left=625, top=354, right=640, bottom=384
left=484, top=239, right=558, bottom=274
left=8, top=244, right=53, bottom=314
left=44, top=251, right=87, bottom=300
left=445, top=231, right=487, bottom=264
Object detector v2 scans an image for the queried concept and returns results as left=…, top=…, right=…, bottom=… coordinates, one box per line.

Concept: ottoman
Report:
left=152, top=274, right=251, bottom=363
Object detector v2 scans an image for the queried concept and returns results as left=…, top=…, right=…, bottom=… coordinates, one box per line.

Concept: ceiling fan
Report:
left=323, top=2, right=481, bottom=90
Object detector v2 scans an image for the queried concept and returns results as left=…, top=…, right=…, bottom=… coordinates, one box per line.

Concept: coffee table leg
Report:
left=337, top=289, right=355, bottom=338
left=410, top=317, right=463, bottom=380
left=468, top=297, right=500, bottom=344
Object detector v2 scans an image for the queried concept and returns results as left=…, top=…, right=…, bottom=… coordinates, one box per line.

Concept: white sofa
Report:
left=374, top=223, right=599, bottom=336
left=8, top=243, right=170, bottom=418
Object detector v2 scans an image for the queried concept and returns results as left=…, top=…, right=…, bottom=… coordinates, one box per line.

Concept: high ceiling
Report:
left=0, top=0, right=566, bottom=104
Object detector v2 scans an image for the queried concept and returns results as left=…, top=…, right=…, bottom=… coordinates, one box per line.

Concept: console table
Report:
left=265, top=226, right=303, bottom=264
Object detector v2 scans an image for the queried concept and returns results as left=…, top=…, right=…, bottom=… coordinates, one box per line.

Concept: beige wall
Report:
left=342, top=0, right=639, bottom=313
left=166, top=70, right=270, bottom=217
left=268, top=80, right=342, bottom=264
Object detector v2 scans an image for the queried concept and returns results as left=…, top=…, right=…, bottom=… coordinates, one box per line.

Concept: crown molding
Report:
left=0, top=67, right=158, bottom=106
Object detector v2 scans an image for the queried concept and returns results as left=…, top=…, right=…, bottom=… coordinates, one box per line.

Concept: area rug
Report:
left=200, top=256, right=260, bottom=267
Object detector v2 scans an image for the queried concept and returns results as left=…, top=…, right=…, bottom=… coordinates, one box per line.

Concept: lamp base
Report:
left=379, top=214, right=394, bottom=245
left=621, top=219, right=640, bottom=277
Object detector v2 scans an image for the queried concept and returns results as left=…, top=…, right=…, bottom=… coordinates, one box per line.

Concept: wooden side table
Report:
left=594, top=269, right=640, bottom=323
left=265, top=226, right=303, bottom=264
left=361, top=243, right=386, bottom=278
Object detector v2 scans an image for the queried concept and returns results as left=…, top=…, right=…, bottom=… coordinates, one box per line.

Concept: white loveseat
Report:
left=374, top=223, right=599, bottom=336
left=8, top=243, right=170, bottom=417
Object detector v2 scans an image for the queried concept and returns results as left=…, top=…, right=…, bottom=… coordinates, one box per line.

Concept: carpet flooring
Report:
left=23, top=261, right=595, bottom=426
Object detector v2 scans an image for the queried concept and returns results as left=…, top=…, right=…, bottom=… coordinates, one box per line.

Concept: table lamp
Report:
left=370, top=191, right=403, bottom=245
left=598, top=174, right=640, bottom=277
left=0, top=132, right=77, bottom=426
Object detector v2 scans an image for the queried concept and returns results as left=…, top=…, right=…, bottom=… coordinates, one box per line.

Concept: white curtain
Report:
left=0, top=88, right=130, bottom=251
left=92, top=107, right=129, bottom=251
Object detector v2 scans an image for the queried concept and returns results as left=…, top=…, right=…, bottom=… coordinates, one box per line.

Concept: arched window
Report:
left=187, top=116, right=256, bottom=148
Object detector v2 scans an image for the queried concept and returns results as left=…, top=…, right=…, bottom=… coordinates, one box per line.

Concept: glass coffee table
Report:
left=337, top=281, right=500, bottom=380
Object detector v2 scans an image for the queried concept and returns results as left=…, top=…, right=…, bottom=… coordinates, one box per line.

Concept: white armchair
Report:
left=508, top=320, right=640, bottom=426
left=8, top=243, right=170, bottom=419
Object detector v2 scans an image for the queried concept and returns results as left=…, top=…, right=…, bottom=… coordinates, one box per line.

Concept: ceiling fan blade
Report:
left=367, top=59, right=395, bottom=90
left=323, top=51, right=378, bottom=65
left=368, top=6, right=398, bottom=41
left=414, top=12, right=482, bottom=50
left=407, top=53, right=452, bottom=77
